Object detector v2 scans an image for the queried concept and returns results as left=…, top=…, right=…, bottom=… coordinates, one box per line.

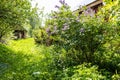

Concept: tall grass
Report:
left=0, top=38, right=54, bottom=80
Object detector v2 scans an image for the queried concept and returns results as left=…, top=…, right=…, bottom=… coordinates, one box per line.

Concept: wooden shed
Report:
left=14, top=30, right=27, bottom=39
left=13, top=26, right=27, bottom=39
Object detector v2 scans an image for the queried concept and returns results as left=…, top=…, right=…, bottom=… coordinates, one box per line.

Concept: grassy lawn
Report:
left=9, top=38, right=41, bottom=54
left=0, top=38, right=53, bottom=80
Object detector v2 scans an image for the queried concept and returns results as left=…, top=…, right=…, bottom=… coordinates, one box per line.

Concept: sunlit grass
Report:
left=9, top=38, right=37, bottom=54
left=8, top=38, right=45, bottom=65
left=0, top=38, right=54, bottom=79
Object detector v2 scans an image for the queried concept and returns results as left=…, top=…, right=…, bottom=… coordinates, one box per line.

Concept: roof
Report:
left=86, top=0, right=103, bottom=8
left=73, top=0, right=103, bottom=13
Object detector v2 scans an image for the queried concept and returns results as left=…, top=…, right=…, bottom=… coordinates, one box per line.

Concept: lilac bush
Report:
left=80, top=28, right=85, bottom=33
left=45, top=0, right=119, bottom=64
left=59, top=0, right=65, bottom=5
left=83, top=8, right=95, bottom=17
left=62, top=23, right=69, bottom=31
left=33, top=1, right=120, bottom=79
left=55, top=5, right=60, bottom=9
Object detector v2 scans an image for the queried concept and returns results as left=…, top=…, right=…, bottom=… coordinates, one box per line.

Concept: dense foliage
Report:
left=33, top=0, right=120, bottom=79
left=0, top=0, right=35, bottom=41
left=0, top=0, right=120, bottom=80
left=0, top=38, right=119, bottom=79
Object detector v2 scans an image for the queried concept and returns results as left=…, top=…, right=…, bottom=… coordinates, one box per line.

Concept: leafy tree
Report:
left=0, top=0, right=33, bottom=41
left=29, top=8, right=44, bottom=37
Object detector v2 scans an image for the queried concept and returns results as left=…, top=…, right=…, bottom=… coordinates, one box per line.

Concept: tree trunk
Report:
left=0, top=35, right=3, bottom=42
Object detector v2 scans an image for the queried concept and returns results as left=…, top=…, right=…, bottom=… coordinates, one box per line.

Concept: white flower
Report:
left=62, top=23, right=69, bottom=31
left=32, top=71, right=40, bottom=75
left=80, top=28, right=85, bottom=33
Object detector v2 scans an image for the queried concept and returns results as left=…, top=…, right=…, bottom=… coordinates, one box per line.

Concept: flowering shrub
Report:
left=33, top=0, right=120, bottom=79
left=45, top=0, right=119, bottom=63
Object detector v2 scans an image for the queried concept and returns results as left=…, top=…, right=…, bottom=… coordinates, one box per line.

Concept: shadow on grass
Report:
left=0, top=44, right=39, bottom=79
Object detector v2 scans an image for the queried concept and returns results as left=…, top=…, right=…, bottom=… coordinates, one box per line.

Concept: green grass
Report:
left=0, top=38, right=54, bottom=80
left=9, top=38, right=40, bottom=54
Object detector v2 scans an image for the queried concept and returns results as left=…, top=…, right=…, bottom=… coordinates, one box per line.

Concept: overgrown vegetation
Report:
left=0, top=38, right=119, bottom=79
left=0, top=38, right=52, bottom=79
left=0, top=0, right=39, bottom=42
left=0, top=0, right=120, bottom=80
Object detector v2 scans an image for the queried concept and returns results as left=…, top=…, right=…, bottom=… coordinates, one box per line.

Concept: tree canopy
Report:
left=0, top=0, right=33, bottom=40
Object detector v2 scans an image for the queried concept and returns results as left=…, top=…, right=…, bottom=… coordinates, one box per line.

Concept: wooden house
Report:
left=74, top=0, right=103, bottom=15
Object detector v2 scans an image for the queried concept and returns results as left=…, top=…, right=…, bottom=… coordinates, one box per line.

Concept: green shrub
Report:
left=112, top=74, right=120, bottom=80
left=45, top=0, right=119, bottom=64
left=33, top=28, right=48, bottom=44
left=60, top=63, right=106, bottom=80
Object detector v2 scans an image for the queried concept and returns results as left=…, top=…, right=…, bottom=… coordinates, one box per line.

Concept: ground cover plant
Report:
left=0, top=38, right=119, bottom=79
left=0, top=38, right=54, bottom=79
